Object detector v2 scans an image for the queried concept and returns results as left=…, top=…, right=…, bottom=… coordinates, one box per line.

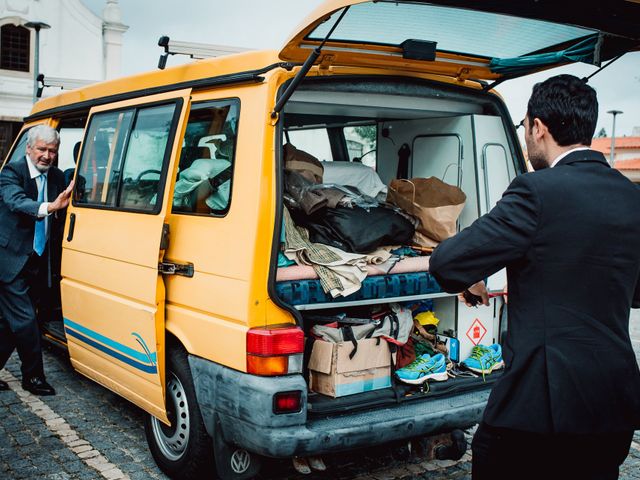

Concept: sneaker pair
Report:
left=396, top=353, right=448, bottom=384
left=461, top=344, right=504, bottom=374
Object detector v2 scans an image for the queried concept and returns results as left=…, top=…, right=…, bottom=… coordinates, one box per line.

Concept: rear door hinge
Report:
left=455, top=67, right=471, bottom=82
left=319, top=54, right=335, bottom=73
left=158, top=261, right=194, bottom=277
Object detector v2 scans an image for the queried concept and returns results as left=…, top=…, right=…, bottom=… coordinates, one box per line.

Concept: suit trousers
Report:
left=0, top=253, right=45, bottom=379
left=472, top=422, right=633, bottom=480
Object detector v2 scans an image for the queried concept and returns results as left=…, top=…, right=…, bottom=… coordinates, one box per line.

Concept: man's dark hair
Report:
left=527, top=74, right=598, bottom=146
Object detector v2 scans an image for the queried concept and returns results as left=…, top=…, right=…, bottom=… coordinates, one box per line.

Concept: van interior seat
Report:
left=173, top=156, right=232, bottom=214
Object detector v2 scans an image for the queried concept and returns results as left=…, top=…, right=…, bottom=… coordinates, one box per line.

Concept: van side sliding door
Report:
left=61, top=90, right=191, bottom=423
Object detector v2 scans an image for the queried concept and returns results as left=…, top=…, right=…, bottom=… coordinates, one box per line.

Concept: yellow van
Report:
left=3, top=1, right=639, bottom=479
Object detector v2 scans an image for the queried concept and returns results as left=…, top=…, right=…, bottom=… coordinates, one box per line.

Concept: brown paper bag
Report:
left=387, top=177, right=466, bottom=247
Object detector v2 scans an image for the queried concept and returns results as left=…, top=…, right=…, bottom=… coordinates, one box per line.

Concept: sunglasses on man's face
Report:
left=515, top=118, right=525, bottom=131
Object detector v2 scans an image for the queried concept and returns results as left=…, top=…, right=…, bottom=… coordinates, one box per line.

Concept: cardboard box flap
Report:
left=336, top=338, right=390, bottom=374
left=308, top=340, right=334, bottom=374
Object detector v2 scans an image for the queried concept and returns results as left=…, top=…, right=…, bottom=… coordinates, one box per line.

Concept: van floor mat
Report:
left=307, top=372, right=502, bottom=417
left=308, top=388, right=399, bottom=416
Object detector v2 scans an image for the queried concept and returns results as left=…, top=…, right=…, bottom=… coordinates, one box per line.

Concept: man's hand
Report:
left=47, top=180, right=74, bottom=213
left=458, top=280, right=490, bottom=307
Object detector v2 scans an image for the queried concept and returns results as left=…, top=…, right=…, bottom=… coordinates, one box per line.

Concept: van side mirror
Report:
left=158, top=36, right=170, bottom=70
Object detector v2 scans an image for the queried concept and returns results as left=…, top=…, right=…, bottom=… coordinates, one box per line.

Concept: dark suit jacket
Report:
left=430, top=149, right=640, bottom=434
left=0, top=157, right=66, bottom=283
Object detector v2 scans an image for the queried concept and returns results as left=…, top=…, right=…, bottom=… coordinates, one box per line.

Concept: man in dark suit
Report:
left=0, top=125, right=73, bottom=396
left=429, top=74, right=640, bottom=480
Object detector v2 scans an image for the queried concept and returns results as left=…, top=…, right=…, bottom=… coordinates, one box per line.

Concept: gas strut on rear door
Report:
left=271, top=6, right=351, bottom=119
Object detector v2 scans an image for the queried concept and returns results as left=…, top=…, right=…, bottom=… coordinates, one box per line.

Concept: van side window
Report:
left=75, top=103, right=177, bottom=212
left=3, top=127, right=30, bottom=166
left=286, top=128, right=333, bottom=162
left=57, top=116, right=88, bottom=186
left=172, top=100, right=239, bottom=215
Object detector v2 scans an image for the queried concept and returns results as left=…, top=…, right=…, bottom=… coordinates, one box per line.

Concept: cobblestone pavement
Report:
left=1, top=310, right=639, bottom=480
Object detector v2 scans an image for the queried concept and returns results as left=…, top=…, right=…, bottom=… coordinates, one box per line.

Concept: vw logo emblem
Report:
left=230, top=449, right=251, bottom=474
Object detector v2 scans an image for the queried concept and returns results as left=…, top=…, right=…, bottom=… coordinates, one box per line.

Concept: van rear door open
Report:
left=60, top=90, right=191, bottom=424
left=279, top=0, right=640, bottom=81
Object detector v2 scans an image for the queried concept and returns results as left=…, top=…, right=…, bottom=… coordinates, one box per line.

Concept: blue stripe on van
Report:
left=63, top=318, right=157, bottom=364
left=64, top=327, right=158, bottom=374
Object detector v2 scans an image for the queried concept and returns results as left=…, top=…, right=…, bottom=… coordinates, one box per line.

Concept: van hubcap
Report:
left=151, top=372, right=190, bottom=461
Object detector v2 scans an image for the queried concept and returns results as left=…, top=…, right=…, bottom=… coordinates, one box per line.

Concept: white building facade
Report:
left=0, top=0, right=127, bottom=159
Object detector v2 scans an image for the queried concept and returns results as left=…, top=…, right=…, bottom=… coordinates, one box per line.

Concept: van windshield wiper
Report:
left=271, top=6, right=351, bottom=119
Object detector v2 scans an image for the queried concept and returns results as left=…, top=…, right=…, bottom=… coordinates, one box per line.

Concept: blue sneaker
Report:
left=396, top=353, right=448, bottom=384
left=461, top=344, right=504, bottom=375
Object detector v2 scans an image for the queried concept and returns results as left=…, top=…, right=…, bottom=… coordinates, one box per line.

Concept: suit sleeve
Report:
left=0, top=163, right=40, bottom=217
left=632, top=271, right=640, bottom=309
left=429, top=173, right=540, bottom=293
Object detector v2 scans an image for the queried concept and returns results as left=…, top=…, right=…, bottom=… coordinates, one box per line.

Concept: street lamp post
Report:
left=24, top=21, right=51, bottom=104
left=607, top=109, right=623, bottom=167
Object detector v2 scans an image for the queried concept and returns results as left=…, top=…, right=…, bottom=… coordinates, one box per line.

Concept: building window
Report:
left=0, top=121, right=25, bottom=163
left=0, top=24, right=30, bottom=72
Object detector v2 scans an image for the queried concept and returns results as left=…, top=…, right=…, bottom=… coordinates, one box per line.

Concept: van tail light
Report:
left=273, top=391, right=302, bottom=414
left=246, top=326, right=304, bottom=376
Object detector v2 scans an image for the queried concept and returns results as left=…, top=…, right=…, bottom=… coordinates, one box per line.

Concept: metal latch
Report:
left=158, top=261, right=194, bottom=277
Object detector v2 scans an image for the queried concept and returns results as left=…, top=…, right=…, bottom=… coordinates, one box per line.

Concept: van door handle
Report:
left=158, top=261, right=194, bottom=277
left=66, top=213, right=76, bottom=242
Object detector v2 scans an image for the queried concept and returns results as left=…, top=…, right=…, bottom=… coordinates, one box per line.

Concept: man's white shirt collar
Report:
left=550, top=147, right=590, bottom=168
left=26, top=155, right=48, bottom=179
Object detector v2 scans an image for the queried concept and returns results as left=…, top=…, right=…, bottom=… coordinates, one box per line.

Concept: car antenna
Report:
left=271, top=6, right=351, bottom=119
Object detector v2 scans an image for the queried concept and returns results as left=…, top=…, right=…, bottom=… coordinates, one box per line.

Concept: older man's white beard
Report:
left=34, top=163, right=51, bottom=173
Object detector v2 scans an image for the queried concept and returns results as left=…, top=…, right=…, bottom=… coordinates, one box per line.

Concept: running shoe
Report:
left=395, top=353, right=448, bottom=384
left=461, top=344, right=504, bottom=374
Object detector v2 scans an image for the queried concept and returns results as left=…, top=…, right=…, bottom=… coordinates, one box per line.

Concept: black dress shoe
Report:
left=0, top=380, right=8, bottom=390
left=22, top=376, right=56, bottom=396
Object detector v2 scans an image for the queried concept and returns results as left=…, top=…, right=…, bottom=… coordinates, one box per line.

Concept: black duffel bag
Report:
left=295, top=205, right=415, bottom=253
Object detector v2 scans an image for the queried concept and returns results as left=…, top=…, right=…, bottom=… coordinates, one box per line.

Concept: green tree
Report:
left=595, top=127, right=607, bottom=138
left=353, top=125, right=377, bottom=143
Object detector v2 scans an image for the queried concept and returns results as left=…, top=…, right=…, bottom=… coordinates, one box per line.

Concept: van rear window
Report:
left=307, top=2, right=595, bottom=59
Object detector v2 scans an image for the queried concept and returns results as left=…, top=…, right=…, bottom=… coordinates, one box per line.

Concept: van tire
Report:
left=144, top=346, right=213, bottom=479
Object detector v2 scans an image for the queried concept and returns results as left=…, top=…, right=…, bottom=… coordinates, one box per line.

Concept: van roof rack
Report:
left=157, top=36, right=250, bottom=70
left=36, top=74, right=98, bottom=98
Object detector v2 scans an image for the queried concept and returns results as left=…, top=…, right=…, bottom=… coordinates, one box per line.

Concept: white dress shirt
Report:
left=25, top=156, right=51, bottom=220
left=549, top=146, right=590, bottom=168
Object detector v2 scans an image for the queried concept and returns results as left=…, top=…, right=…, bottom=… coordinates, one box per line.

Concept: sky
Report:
left=83, top=0, right=640, bottom=138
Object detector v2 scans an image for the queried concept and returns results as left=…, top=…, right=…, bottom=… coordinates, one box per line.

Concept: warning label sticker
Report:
left=466, top=318, right=487, bottom=346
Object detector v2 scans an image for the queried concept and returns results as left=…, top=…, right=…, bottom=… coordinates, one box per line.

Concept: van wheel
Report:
left=144, top=347, right=213, bottom=479
left=212, top=418, right=262, bottom=480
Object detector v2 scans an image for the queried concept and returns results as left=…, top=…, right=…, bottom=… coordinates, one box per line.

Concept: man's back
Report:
left=431, top=149, right=640, bottom=434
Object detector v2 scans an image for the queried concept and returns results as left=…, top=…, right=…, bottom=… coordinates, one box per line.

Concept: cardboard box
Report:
left=308, top=338, right=391, bottom=397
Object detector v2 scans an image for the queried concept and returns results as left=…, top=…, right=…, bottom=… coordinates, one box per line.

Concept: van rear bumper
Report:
left=189, top=354, right=489, bottom=458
